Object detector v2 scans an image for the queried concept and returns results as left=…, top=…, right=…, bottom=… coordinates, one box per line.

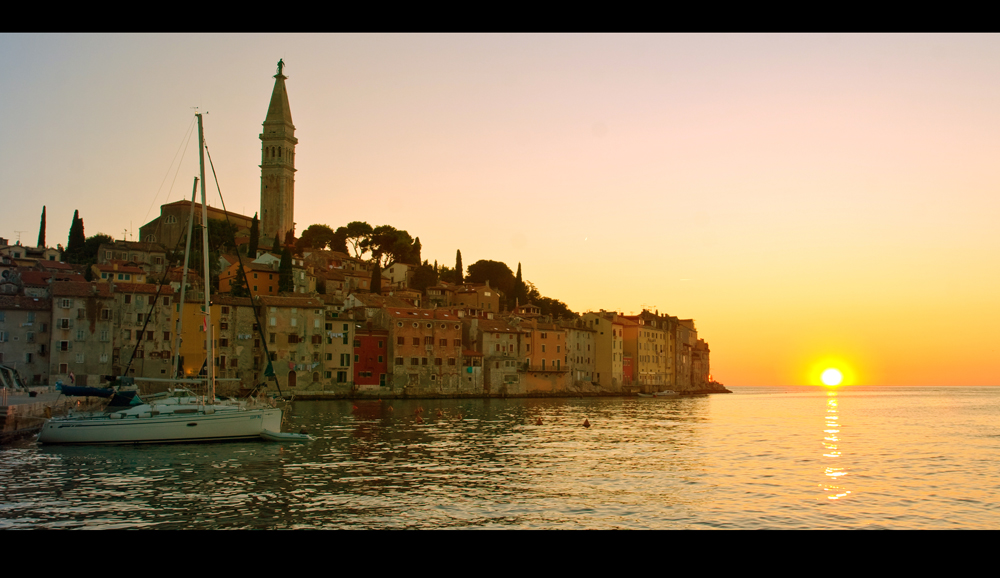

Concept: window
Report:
left=397, top=336, right=405, bottom=346
left=434, top=358, right=442, bottom=366
left=410, top=358, right=419, bottom=366
left=448, top=358, right=456, bottom=366
left=412, top=338, right=420, bottom=346
left=440, top=339, right=448, bottom=347
left=124, top=295, right=132, bottom=304
left=453, top=339, right=461, bottom=346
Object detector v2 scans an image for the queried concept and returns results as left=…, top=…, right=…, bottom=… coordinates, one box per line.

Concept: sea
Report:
left=1, top=386, right=997, bottom=529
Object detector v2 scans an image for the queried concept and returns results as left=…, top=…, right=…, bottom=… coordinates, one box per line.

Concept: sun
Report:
left=821, top=368, right=843, bottom=386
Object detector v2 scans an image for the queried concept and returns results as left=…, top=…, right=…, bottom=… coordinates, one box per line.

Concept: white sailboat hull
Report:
left=38, top=407, right=282, bottom=445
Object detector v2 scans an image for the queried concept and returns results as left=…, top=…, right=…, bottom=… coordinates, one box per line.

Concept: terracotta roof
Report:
left=35, top=260, right=76, bottom=272
left=213, top=296, right=254, bottom=307
left=0, top=295, right=52, bottom=310
left=50, top=281, right=113, bottom=298
left=255, top=295, right=324, bottom=308
left=462, top=349, right=483, bottom=357
left=18, top=270, right=52, bottom=286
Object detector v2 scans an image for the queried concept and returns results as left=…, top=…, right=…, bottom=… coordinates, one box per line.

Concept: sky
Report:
left=2, top=33, right=998, bottom=386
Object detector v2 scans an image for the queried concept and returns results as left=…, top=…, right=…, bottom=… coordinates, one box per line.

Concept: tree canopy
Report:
left=337, top=221, right=373, bottom=259
left=466, top=260, right=515, bottom=296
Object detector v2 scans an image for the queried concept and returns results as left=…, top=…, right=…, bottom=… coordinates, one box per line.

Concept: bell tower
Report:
left=260, top=59, right=297, bottom=243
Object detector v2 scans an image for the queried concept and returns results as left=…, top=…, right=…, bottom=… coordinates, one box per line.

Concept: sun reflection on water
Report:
left=822, top=390, right=850, bottom=500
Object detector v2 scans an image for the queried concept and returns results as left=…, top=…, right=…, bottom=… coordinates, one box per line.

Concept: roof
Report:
left=50, top=281, right=113, bottom=298
left=255, top=295, right=324, bottom=308
left=213, top=296, right=254, bottom=307
left=264, top=71, right=294, bottom=126
left=0, top=295, right=52, bottom=311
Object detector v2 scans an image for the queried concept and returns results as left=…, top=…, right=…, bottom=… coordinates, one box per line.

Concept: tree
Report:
left=337, top=221, right=373, bottom=259
left=467, top=260, right=515, bottom=296
left=411, top=237, right=422, bottom=265
left=229, top=268, right=249, bottom=297
left=513, top=262, right=528, bottom=309
left=455, top=250, right=463, bottom=285
left=65, top=210, right=86, bottom=264
left=271, top=234, right=281, bottom=254
left=82, top=234, right=113, bottom=266
left=410, top=263, right=438, bottom=293
left=284, top=229, right=295, bottom=249
left=295, top=224, right=336, bottom=253
left=330, top=228, right=348, bottom=254
left=370, top=258, right=382, bottom=295
left=246, top=213, right=259, bottom=258
left=278, top=248, right=293, bottom=293
left=363, top=225, right=415, bottom=269
left=37, top=206, right=46, bottom=248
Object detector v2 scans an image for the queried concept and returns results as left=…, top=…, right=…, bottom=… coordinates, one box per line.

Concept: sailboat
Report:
left=38, top=113, right=285, bottom=444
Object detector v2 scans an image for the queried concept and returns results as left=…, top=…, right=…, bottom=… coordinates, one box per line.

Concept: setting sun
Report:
left=821, top=368, right=843, bottom=386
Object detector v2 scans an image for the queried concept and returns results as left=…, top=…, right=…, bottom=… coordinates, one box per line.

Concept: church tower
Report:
left=260, top=59, right=297, bottom=243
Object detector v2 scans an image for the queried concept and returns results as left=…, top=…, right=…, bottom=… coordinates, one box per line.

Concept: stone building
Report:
left=582, top=311, right=624, bottom=392
left=464, top=317, right=524, bottom=395
left=49, top=282, right=117, bottom=387
left=0, top=295, right=52, bottom=385
left=377, top=307, right=465, bottom=395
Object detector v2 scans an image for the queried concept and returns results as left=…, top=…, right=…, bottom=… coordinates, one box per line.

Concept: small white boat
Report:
left=260, top=429, right=314, bottom=442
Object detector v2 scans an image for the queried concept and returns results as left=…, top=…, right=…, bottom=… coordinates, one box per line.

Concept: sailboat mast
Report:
left=196, top=113, right=215, bottom=403
left=173, top=177, right=199, bottom=380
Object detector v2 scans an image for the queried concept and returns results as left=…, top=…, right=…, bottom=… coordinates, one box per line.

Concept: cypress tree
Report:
left=272, top=233, right=281, bottom=254
left=455, top=250, right=463, bottom=285
left=247, top=213, right=259, bottom=258
left=278, top=248, right=293, bottom=293
left=37, top=206, right=46, bottom=248
left=411, top=237, right=422, bottom=265
left=66, top=210, right=85, bottom=263
left=371, top=256, right=382, bottom=295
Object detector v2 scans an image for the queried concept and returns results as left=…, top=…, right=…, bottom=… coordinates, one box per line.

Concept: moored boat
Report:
left=38, top=112, right=286, bottom=445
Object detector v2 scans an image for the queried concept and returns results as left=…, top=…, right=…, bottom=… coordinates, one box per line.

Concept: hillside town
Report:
left=0, top=62, right=727, bottom=399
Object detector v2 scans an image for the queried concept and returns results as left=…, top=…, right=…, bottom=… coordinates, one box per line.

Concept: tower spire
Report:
left=260, top=60, right=297, bottom=242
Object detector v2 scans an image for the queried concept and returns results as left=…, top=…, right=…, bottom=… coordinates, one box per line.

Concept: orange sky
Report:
left=2, top=34, right=997, bottom=385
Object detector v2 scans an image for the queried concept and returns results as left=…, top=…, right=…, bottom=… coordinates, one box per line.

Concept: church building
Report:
left=140, top=61, right=297, bottom=252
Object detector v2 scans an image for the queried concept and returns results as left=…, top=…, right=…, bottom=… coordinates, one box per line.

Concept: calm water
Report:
left=1, top=386, right=997, bottom=529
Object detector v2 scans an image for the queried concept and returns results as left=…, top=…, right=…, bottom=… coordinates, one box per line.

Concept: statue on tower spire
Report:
left=277, top=58, right=284, bottom=76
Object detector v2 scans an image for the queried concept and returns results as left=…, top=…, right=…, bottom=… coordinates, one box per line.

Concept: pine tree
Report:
left=37, top=206, right=46, bottom=248
left=247, top=213, right=259, bottom=258
left=455, top=250, right=463, bottom=285
left=66, top=210, right=86, bottom=264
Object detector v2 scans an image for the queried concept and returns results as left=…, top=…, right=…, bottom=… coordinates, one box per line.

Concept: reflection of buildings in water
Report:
left=822, top=390, right=850, bottom=500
